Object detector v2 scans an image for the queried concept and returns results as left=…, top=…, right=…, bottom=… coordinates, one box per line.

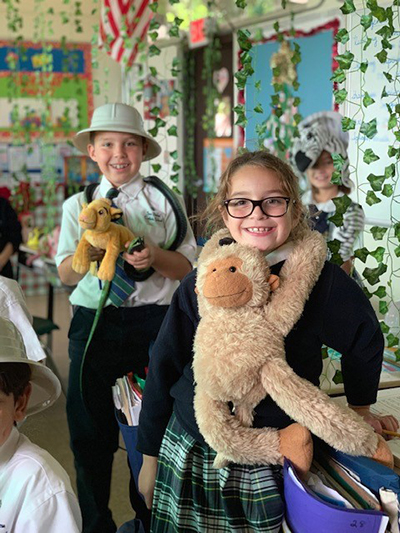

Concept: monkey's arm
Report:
left=260, top=357, right=380, bottom=457
left=194, top=387, right=281, bottom=468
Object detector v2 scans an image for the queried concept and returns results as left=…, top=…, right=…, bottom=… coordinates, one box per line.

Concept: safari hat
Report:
left=0, top=317, right=61, bottom=416
left=73, top=103, right=162, bottom=161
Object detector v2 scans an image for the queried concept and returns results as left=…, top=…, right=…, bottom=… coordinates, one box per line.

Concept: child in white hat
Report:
left=0, top=316, right=82, bottom=532
left=55, top=102, right=196, bottom=532
left=291, top=111, right=365, bottom=275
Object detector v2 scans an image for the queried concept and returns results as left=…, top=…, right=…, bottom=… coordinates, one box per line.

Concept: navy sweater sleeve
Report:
left=320, top=264, right=383, bottom=406
left=0, top=198, right=22, bottom=253
left=137, top=270, right=198, bottom=456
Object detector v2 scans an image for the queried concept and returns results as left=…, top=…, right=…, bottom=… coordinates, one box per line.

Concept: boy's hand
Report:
left=123, top=240, right=155, bottom=270
left=88, top=246, right=105, bottom=262
left=350, top=405, right=399, bottom=438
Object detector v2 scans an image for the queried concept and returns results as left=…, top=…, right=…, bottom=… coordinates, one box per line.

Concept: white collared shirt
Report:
left=0, top=427, right=82, bottom=532
left=0, top=276, right=46, bottom=362
left=55, top=174, right=197, bottom=308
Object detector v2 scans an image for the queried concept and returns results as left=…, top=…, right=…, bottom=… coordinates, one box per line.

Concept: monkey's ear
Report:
left=219, top=237, right=236, bottom=246
left=268, top=274, right=280, bottom=292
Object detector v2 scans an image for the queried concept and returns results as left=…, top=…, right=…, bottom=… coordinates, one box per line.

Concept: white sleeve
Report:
left=17, top=492, right=82, bottom=532
left=55, top=195, right=84, bottom=268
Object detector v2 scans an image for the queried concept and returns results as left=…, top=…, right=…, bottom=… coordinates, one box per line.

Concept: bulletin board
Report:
left=0, top=40, right=93, bottom=140
left=244, top=20, right=339, bottom=151
left=341, top=17, right=400, bottom=227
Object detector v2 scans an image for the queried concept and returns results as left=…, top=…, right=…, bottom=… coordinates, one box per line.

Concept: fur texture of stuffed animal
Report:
left=193, top=229, right=392, bottom=475
left=72, top=198, right=136, bottom=281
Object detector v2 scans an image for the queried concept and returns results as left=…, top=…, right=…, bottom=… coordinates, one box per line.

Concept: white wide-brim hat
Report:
left=73, top=103, right=162, bottom=161
left=0, top=317, right=61, bottom=416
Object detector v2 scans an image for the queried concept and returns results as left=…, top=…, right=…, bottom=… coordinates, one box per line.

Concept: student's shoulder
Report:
left=13, top=434, right=73, bottom=492
left=62, top=190, right=86, bottom=212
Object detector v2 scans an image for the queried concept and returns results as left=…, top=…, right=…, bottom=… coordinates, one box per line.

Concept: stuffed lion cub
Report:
left=193, top=229, right=392, bottom=475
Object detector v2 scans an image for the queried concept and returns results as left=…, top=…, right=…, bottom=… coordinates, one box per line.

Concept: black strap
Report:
left=83, top=177, right=188, bottom=282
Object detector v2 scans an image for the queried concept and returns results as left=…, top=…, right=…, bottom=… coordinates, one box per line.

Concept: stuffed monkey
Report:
left=193, top=229, right=392, bottom=475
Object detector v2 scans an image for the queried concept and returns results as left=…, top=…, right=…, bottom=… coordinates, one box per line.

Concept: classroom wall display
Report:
left=244, top=20, right=339, bottom=152
left=341, top=18, right=400, bottom=227
left=0, top=40, right=93, bottom=140
left=203, top=138, right=234, bottom=193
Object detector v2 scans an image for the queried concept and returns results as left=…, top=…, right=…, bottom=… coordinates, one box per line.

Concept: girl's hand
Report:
left=123, top=240, right=155, bottom=270
left=88, top=246, right=105, bottom=262
left=350, top=405, right=399, bottom=437
left=138, top=455, right=158, bottom=509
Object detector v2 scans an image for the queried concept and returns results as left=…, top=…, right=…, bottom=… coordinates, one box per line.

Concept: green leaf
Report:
left=354, top=247, right=369, bottom=263
left=170, top=173, right=179, bottom=183
left=253, top=104, right=264, bottom=113
left=331, top=170, right=342, bottom=185
left=333, top=194, right=352, bottom=214
left=335, top=51, right=354, bottom=70
left=331, top=68, right=346, bottom=83
left=335, top=28, right=350, bottom=43
left=381, top=321, right=390, bottom=334
left=382, top=184, right=393, bottom=197
left=363, top=38, right=372, bottom=51
left=381, top=86, right=388, bottom=98
left=385, top=163, right=395, bottom=178
left=363, top=149, right=380, bottom=164
left=168, top=26, right=180, bottom=38
left=388, top=114, right=397, bottom=130
left=167, top=125, right=178, bottom=136
left=360, top=61, right=369, bottom=73
left=151, top=163, right=161, bottom=173
left=341, top=117, right=356, bottom=131
left=149, top=2, right=158, bottom=12
left=237, top=29, right=252, bottom=51
left=148, top=126, right=158, bottom=137
left=236, top=0, right=247, bottom=7
left=172, top=162, right=181, bottom=171
left=321, top=346, right=329, bottom=359
left=366, top=173, right=385, bottom=191
left=332, top=152, right=345, bottom=170
left=329, top=212, right=344, bottom=227
left=395, top=223, right=400, bottom=240
left=340, top=0, right=356, bottom=14
left=387, top=334, right=400, bottom=348
left=375, top=49, right=388, bottom=63
left=379, top=300, right=389, bottom=315
left=360, top=118, right=377, bottom=139
left=327, top=239, right=341, bottom=254
left=384, top=71, right=393, bottom=82
left=374, top=285, right=387, bottom=298
left=363, top=92, right=375, bottom=107
left=363, top=263, right=387, bottom=285
left=170, top=150, right=178, bottom=160
left=148, top=45, right=161, bottom=57
left=366, top=190, right=381, bottom=205
left=361, top=13, right=373, bottom=28
left=370, top=226, right=388, bottom=240
left=370, top=246, right=385, bottom=262
left=332, top=370, right=344, bottom=385
left=388, top=146, right=399, bottom=157
left=394, top=245, right=400, bottom=258
left=150, top=106, right=161, bottom=116
left=334, top=88, right=348, bottom=104
left=255, top=80, right=261, bottom=91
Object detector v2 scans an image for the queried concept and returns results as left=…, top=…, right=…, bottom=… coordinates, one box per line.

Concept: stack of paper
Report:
left=112, top=373, right=143, bottom=427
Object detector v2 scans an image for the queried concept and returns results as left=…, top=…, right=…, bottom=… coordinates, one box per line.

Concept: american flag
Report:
left=99, top=0, right=153, bottom=68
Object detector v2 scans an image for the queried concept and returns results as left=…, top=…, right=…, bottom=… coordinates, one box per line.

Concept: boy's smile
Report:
left=88, top=131, right=148, bottom=188
left=221, top=165, right=294, bottom=253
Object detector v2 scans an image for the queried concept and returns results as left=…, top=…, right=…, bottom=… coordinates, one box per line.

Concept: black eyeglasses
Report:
left=223, top=197, right=292, bottom=219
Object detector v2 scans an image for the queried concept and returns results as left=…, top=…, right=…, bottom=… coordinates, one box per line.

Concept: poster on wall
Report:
left=0, top=40, right=93, bottom=140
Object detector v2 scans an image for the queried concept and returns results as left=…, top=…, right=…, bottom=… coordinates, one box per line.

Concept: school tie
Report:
left=105, top=187, right=136, bottom=306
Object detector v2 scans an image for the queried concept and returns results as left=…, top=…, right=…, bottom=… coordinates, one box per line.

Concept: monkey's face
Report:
left=202, top=257, right=253, bottom=308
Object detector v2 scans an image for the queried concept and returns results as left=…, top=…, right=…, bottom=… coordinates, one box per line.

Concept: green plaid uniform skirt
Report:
left=151, top=414, right=284, bottom=532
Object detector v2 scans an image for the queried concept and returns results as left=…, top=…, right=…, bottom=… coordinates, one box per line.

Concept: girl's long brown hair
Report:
left=199, top=150, right=309, bottom=240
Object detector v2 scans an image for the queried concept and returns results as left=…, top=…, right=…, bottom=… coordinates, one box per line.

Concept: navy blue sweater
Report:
left=137, top=261, right=384, bottom=456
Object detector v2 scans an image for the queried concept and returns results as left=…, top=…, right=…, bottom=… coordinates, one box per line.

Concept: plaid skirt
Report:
left=151, top=414, right=284, bottom=533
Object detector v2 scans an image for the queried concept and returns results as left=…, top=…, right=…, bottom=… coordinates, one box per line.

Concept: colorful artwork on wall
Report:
left=0, top=40, right=93, bottom=140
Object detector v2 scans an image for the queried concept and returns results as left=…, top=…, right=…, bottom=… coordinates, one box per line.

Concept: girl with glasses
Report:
left=137, top=150, right=397, bottom=533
